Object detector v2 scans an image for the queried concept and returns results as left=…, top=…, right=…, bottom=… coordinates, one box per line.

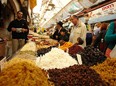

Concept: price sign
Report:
left=76, top=54, right=82, bottom=65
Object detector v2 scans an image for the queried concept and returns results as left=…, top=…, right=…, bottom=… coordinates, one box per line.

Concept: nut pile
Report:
left=48, top=65, right=108, bottom=86
left=91, top=58, right=116, bottom=86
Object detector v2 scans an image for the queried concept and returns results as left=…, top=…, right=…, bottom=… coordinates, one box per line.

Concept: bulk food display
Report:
left=36, top=48, right=78, bottom=70
left=91, top=58, right=116, bottom=86
left=1, top=30, right=115, bottom=86
left=48, top=65, right=108, bottom=86
left=0, top=58, right=51, bottom=86
left=77, top=45, right=107, bottom=66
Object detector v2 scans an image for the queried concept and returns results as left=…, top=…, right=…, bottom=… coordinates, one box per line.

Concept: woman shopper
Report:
left=93, top=23, right=108, bottom=53
left=105, top=21, right=116, bottom=58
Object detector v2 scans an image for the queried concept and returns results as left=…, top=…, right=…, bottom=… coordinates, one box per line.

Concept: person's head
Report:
left=100, top=23, right=108, bottom=31
left=56, top=21, right=63, bottom=30
left=70, top=15, right=79, bottom=26
left=17, top=11, right=23, bottom=20
left=60, top=29, right=67, bottom=36
left=77, top=37, right=84, bottom=45
left=96, top=22, right=101, bottom=28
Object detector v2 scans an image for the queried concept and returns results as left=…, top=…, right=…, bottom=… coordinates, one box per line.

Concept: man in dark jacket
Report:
left=7, top=11, right=29, bottom=54
left=52, top=21, right=64, bottom=41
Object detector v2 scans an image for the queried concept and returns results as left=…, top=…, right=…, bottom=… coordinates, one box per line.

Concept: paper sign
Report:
left=76, top=54, right=82, bottom=65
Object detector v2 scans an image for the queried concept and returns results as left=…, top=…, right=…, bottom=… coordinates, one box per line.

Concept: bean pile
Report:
left=37, top=47, right=52, bottom=56
left=48, top=65, right=108, bottom=86
left=91, top=58, right=116, bottom=86
left=77, top=45, right=107, bottom=66
left=0, top=58, right=51, bottom=86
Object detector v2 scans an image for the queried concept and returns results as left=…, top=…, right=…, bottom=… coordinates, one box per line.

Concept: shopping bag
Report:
left=110, top=45, right=116, bottom=58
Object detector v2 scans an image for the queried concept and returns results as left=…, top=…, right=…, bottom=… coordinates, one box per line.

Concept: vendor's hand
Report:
left=11, top=28, right=16, bottom=31
left=22, top=28, right=27, bottom=32
left=56, top=36, right=58, bottom=39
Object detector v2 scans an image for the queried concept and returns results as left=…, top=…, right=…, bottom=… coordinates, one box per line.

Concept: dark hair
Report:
left=57, top=21, right=63, bottom=27
left=77, top=37, right=84, bottom=45
left=17, top=11, right=23, bottom=14
left=60, top=29, right=67, bottom=33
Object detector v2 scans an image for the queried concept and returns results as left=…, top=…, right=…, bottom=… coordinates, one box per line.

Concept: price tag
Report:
left=76, top=54, right=82, bottom=65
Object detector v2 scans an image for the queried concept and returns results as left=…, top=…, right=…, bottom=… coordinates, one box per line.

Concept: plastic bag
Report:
left=110, top=45, right=116, bottom=58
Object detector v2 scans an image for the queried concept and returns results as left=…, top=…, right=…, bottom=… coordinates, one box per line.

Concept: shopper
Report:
left=69, top=15, right=87, bottom=47
left=7, top=11, right=29, bottom=54
left=52, top=21, right=64, bottom=41
left=92, top=22, right=101, bottom=45
left=93, top=23, right=108, bottom=53
left=59, top=29, right=69, bottom=42
left=105, top=21, right=116, bottom=58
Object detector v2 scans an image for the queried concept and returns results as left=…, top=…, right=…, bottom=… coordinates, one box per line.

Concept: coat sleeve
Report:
left=105, top=22, right=116, bottom=43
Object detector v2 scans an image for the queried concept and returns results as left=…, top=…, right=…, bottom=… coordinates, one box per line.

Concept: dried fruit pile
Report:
left=48, top=65, right=108, bottom=86
left=77, top=45, right=107, bottom=66
left=91, top=58, right=116, bottom=86
left=68, top=44, right=84, bottom=55
left=59, top=42, right=73, bottom=51
left=0, top=58, right=50, bottom=86
left=37, top=47, right=52, bottom=56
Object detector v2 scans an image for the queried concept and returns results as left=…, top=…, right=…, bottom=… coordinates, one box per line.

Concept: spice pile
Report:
left=91, top=58, right=116, bottom=86
left=48, top=65, right=108, bottom=86
left=0, top=58, right=50, bottom=86
left=77, top=45, right=107, bottom=66
left=36, top=48, right=77, bottom=70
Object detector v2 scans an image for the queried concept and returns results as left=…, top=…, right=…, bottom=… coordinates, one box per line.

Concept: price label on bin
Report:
left=76, top=54, right=82, bottom=65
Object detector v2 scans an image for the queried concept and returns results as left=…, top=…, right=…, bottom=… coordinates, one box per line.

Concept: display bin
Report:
left=0, top=38, right=6, bottom=57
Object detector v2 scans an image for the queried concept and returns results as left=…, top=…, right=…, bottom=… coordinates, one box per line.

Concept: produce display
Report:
left=48, top=65, right=108, bottom=86
left=36, top=48, right=78, bottom=70
left=68, top=43, right=84, bottom=55
left=0, top=58, right=51, bottom=86
left=17, top=51, right=36, bottom=56
left=59, top=42, right=73, bottom=51
left=77, top=45, right=107, bottom=66
left=37, top=47, right=52, bottom=56
left=13, top=53, right=36, bottom=61
left=36, top=39, right=58, bottom=50
left=20, top=42, right=37, bottom=52
left=91, top=58, right=116, bottom=86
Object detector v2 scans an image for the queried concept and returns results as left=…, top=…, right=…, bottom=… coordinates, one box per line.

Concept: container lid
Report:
left=0, top=37, right=4, bottom=42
